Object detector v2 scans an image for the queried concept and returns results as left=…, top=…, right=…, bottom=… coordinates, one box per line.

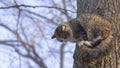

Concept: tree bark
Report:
left=73, top=0, right=120, bottom=68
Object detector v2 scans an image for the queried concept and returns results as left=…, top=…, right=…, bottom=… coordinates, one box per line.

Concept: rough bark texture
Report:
left=73, top=0, right=120, bottom=68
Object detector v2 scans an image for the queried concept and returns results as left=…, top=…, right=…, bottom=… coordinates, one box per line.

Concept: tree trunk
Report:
left=73, top=0, right=120, bottom=68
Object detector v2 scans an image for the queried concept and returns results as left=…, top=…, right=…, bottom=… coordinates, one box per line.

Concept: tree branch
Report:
left=62, top=0, right=72, bottom=20
left=0, top=23, right=16, bottom=34
left=0, top=4, right=75, bottom=13
left=60, top=43, right=66, bottom=68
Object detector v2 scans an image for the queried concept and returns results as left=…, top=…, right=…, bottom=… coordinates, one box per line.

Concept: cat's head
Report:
left=51, top=23, right=72, bottom=42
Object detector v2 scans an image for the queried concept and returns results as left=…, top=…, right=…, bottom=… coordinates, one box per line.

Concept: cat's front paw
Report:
left=84, top=41, right=96, bottom=48
left=78, top=41, right=93, bottom=47
left=78, top=41, right=85, bottom=47
left=84, top=41, right=92, bottom=46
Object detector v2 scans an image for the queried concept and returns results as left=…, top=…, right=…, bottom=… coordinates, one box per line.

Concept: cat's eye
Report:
left=64, top=36, right=67, bottom=39
left=63, top=35, right=67, bottom=39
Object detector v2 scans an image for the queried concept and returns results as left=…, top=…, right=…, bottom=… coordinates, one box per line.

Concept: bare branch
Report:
left=0, top=23, right=16, bottom=34
left=62, top=0, right=72, bottom=20
left=23, top=9, right=58, bottom=25
left=14, top=47, right=30, bottom=57
left=19, top=22, right=29, bottom=42
left=60, top=43, right=66, bottom=68
left=0, top=40, right=17, bottom=43
left=0, top=4, right=75, bottom=13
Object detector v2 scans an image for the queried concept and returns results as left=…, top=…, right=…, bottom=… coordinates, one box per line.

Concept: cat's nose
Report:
left=60, top=40, right=63, bottom=42
left=60, top=39, right=67, bottom=42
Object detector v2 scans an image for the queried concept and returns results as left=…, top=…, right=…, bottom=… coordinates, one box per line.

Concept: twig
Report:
left=0, top=4, right=76, bottom=13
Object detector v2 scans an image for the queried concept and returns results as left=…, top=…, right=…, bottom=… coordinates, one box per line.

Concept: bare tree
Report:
left=0, top=0, right=76, bottom=68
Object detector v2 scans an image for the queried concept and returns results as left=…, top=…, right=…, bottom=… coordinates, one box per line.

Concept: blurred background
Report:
left=0, top=0, right=76, bottom=68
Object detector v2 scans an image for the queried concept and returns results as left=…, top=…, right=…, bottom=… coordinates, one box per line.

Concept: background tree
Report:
left=73, top=0, right=120, bottom=68
left=0, top=0, right=76, bottom=68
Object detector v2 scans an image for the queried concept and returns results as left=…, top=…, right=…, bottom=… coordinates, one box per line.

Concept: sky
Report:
left=0, top=0, right=77, bottom=68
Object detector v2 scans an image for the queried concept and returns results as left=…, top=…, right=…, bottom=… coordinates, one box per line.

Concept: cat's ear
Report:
left=51, top=34, right=56, bottom=39
left=61, top=25, right=66, bottom=31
